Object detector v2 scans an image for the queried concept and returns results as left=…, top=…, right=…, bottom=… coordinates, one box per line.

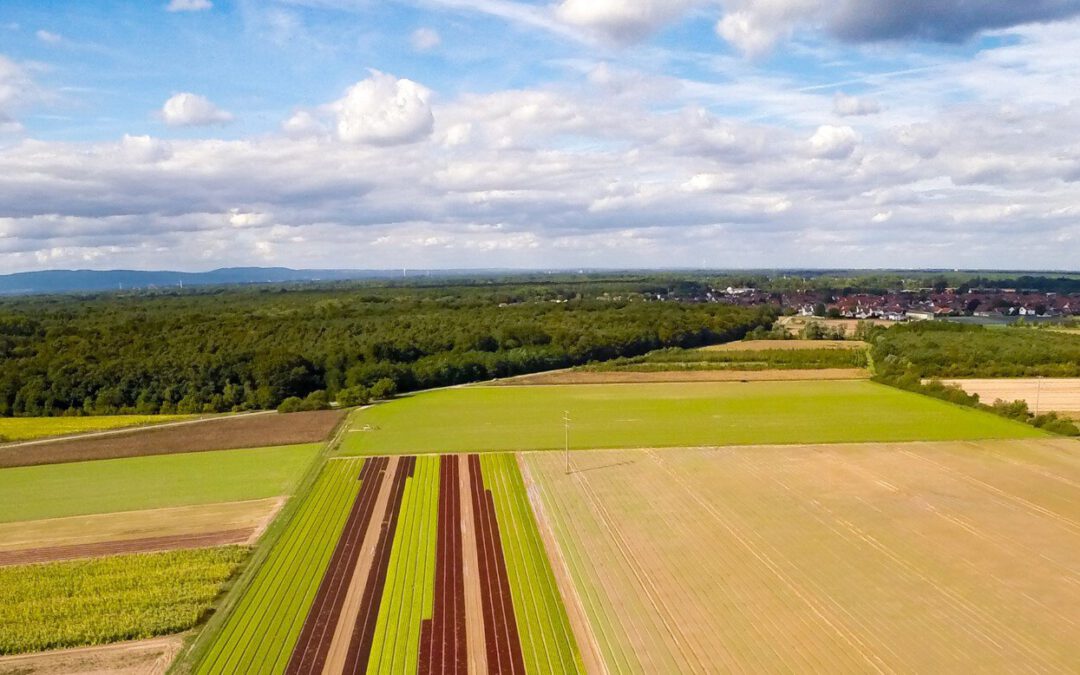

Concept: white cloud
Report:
left=556, top=0, right=700, bottom=44
left=807, top=124, right=859, bottom=159
left=35, top=30, right=62, bottom=44
left=282, top=110, right=325, bottom=137
left=166, top=0, right=212, bottom=12
left=411, top=27, right=441, bottom=51
left=0, top=55, right=35, bottom=132
left=159, top=92, right=233, bottom=127
left=833, top=92, right=881, bottom=116
left=333, top=71, right=434, bottom=145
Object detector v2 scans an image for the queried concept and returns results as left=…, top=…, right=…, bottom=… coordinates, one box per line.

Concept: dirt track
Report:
left=702, top=339, right=866, bottom=351
left=0, top=529, right=252, bottom=566
left=0, top=636, right=182, bottom=675
left=496, top=368, right=868, bottom=386
left=0, top=409, right=344, bottom=468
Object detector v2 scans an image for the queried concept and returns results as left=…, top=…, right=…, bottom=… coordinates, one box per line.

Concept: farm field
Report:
left=0, top=409, right=343, bottom=468
left=499, top=368, right=867, bottom=385
left=0, top=636, right=182, bottom=675
left=0, top=414, right=193, bottom=443
left=0, top=547, right=247, bottom=655
left=524, top=439, right=1080, bottom=672
left=195, top=454, right=579, bottom=674
left=0, top=497, right=283, bottom=566
left=340, top=381, right=1043, bottom=456
left=941, top=378, right=1080, bottom=416
left=702, top=339, right=866, bottom=351
left=0, top=444, right=321, bottom=523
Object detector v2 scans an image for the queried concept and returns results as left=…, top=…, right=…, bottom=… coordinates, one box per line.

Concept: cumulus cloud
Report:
left=807, top=124, right=859, bottom=159
left=833, top=92, right=881, bottom=116
left=166, top=0, right=212, bottom=12
left=332, top=71, right=434, bottom=145
left=716, top=0, right=1080, bottom=54
left=159, top=92, right=233, bottom=127
left=411, top=27, right=441, bottom=51
left=556, top=0, right=700, bottom=44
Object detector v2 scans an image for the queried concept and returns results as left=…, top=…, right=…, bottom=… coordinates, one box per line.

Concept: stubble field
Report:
left=524, top=439, right=1080, bottom=673
left=941, top=378, right=1080, bottom=417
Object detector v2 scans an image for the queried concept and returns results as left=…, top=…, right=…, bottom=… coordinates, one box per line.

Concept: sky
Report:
left=1, top=1, right=1079, bottom=272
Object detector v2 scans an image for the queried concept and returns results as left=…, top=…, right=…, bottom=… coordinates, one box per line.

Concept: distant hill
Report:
left=0, top=267, right=416, bottom=295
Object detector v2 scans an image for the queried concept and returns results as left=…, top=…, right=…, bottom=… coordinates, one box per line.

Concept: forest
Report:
left=0, top=279, right=775, bottom=417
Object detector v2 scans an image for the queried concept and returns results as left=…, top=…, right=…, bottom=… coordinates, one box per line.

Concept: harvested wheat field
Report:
left=942, top=378, right=1080, bottom=416
left=523, top=439, right=1080, bottom=673
left=0, top=497, right=283, bottom=566
left=701, top=339, right=867, bottom=351
left=0, top=409, right=344, bottom=468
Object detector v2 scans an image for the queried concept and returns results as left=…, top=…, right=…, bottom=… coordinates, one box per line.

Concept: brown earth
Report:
left=777, top=316, right=895, bottom=336
left=458, top=456, right=488, bottom=675
left=526, top=439, right=1080, bottom=672
left=0, top=636, right=182, bottom=675
left=497, top=368, right=868, bottom=386
left=0, top=498, right=283, bottom=555
left=0, top=529, right=252, bottom=567
left=940, top=378, right=1080, bottom=416
left=702, top=339, right=867, bottom=351
left=0, top=410, right=345, bottom=469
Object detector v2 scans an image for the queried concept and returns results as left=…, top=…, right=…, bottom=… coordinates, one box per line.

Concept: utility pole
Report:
left=563, top=410, right=571, bottom=475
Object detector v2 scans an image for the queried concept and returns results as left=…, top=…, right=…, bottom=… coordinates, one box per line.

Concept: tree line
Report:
left=0, top=281, right=776, bottom=417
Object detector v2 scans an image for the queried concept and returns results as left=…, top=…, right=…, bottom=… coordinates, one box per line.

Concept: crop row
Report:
left=195, top=458, right=366, bottom=674
left=0, top=546, right=246, bottom=655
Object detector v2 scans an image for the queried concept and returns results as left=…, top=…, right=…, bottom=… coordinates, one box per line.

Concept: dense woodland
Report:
left=0, top=280, right=775, bottom=417
left=871, top=322, right=1080, bottom=378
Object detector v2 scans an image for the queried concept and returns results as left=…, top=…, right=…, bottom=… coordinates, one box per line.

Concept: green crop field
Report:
left=367, top=456, right=439, bottom=674
left=196, top=458, right=366, bottom=674
left=0, top=415, right=194, bottom=442
left=0, top=444, right=322, bottom=523
left=0, top=546, right=246, bottom=655
left=481, top=454, right=583, bottom=673
left=339, top=381, right=1045, bottom=456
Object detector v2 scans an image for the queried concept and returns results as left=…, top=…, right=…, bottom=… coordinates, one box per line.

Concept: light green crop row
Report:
left=481, top=454, right=584, bottom=674
left=0, top=546, right=246, bottom=655
left=195, top=458, right=366, bottom=675
left=366, top=455, right=439, bottom=673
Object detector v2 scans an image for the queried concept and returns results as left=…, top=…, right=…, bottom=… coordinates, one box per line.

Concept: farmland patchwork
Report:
left=197, top=455, right=579, bottom=674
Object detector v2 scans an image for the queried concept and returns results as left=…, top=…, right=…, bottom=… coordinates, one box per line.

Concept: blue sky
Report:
left=1, top=0, right=1079, bottom=271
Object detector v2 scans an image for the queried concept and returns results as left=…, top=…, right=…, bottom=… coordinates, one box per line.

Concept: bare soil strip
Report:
left=0, top=409, right=345, bottom=469
left=467, top=454, right=525, bottom=675
left=702, top=339, right=867, bottom=351
left=495, top=368, right=867, bottom=386
left=343, top=456, right=416, bottom=673
left=0, top=636, right=183, bottom=675
left=941, top=378, right=1080, bottom=414
left=525, top=439, right=1080, bottom=672
left=285, top=457, right=388, bottom=675
left=419, top=455, right=468, bottom=675
left=0, top=528, right=252, bottom=566
left=459, top=455, right=489, bottom=675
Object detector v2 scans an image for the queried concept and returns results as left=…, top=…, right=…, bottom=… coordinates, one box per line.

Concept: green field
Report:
left=340, top=381, right=1044, bottom=456
left=0, top=444, right=322, bottom=523
left=196, top=458, right=366, bottom=674
left=0, top=546, right=247, bottom=655
left=0, top=415, right=194, bottom=442
left=481, top=454, right=582, bottom=673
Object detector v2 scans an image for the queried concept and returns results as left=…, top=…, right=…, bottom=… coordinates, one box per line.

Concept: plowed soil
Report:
left=702, top=339, right=867, bottom=351
left=0, top=529, right=252, bottom=566
left=0, top=410, right=345, bottom=468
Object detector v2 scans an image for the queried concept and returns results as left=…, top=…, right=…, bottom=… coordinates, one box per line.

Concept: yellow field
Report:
left=524, top=439, right=1080, bottom=673
left=942, top=378, right=1080, bottom=416
left=702, top=339, right=867, bottom=351
left=777, top=316, right=894, bottom=336
left=0, top=415, right=193, bottom=442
